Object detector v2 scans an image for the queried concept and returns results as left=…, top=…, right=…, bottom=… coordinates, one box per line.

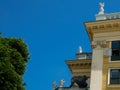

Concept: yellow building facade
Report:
left=53, top=3, right=120, bottom=90
left=85, top=17, right=120, bottom=90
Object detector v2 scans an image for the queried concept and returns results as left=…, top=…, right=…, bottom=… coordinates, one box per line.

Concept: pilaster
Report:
left=90, top=40, right=106, bottom=90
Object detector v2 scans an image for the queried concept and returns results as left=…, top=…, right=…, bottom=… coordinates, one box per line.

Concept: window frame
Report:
left=109, top=40, right=120, bottom=62
left=108, top=68, right=120, bottom=85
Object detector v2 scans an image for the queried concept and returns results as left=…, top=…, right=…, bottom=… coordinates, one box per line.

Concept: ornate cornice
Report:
left=87, top=22, right=120, bottom=31
left=85, top=19, right=120, bottom=41
left=86, top=18, right=120, bottom=30
left=66, top=60, right=91, bottom=71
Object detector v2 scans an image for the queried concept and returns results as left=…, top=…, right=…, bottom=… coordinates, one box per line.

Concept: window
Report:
left=111, top=41, right=120, bottom=61
left=110, top=69, right=120, bottom=84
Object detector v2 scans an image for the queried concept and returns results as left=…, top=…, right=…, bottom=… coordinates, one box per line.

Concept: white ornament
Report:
left=60, top=79, right=65, bottom=87
left=52, top=81, right=57, bottom=89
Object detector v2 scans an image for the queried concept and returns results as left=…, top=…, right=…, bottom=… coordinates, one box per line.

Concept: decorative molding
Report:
left=69, top=63, right=91, bottom=68
left=91, top=40, right=106, bottom=49
left=73, top=72, right=91, bottom=77
left=86, top=22, right=120, bottom=31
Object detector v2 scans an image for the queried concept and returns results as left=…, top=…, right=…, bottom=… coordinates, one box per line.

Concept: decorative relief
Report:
left=91, top=40, right=106, bottom=49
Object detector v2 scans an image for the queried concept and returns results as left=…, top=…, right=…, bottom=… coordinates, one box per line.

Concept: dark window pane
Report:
left=110, top=69, right=120, bottom=84
left=111, top=41, right=120, bottom=61
left=111, top=56, right=120, bottom=61
left=111, top=69, right=120, bottom=78
left=112, top=41, right=120, bottom=49
left=110, top=78, right=120, bottom=84
left=112, top=50, right=120, bottom=56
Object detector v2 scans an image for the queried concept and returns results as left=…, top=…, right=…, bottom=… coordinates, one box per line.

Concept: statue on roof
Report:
left=70, top=75, right=88, bottom=88
left=60, top=79, right=65, bottom=87
left=78, top=46, right=82, bottom=53
left=98, top=2, right=104, bottom=14
left=52, top=81, right=57, bottom=89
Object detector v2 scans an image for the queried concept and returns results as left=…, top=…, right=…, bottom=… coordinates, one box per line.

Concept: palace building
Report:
left=52, top=3, right=120, bottom=90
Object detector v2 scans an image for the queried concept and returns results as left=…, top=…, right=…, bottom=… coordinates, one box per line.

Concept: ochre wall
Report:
left=102, top=41, right=120, bottom=90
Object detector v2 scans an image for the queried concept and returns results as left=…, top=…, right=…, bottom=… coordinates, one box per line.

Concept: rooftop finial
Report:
left=98, top=2, right=104, bottom=14
left=78, top=46, right=82, bottom=53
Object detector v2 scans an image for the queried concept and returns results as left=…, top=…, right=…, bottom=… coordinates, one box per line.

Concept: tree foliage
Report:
left=0, top=36, right=29, bottom=90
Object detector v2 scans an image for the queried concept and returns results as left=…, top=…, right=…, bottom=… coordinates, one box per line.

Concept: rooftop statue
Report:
left=70, top=75, right=88, bottom=88
left=98, top=2, right=104, bottom=14
left=52, top=81, right=57, bottom=89
left=60, top=79, right=65, bottom=87
left=78, top=46, right=82, bottom=53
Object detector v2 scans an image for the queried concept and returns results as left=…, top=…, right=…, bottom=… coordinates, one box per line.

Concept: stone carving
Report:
left=91, top=40, right=106, bottom=49
left=70, top=75, right=88, bottom=88
left=98, top=2, right=104, bottom=14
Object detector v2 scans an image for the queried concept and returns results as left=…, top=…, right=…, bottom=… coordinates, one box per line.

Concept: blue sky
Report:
left=0, top=0, right=120, bottom=90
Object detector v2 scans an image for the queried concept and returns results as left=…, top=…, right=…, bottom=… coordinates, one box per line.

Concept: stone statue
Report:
left=78, top=46, right=82, bottom=53
left=60, top=79, right=65, bottom=87
left=70, top=75, right=88, bottom=88
left=52, top=81, right=57, bottom=89
left=99, top=2, right=104, bottom=14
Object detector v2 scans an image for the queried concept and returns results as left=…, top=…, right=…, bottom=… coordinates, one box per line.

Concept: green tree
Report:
left=0, top=35, right=30, bottom=90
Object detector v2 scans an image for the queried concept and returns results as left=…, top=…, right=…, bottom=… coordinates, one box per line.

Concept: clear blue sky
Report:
left=0, top=0, right=120, bottom=90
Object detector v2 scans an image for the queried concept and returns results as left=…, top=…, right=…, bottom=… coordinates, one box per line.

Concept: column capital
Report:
left=91, top=40, right=106, bottom=49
